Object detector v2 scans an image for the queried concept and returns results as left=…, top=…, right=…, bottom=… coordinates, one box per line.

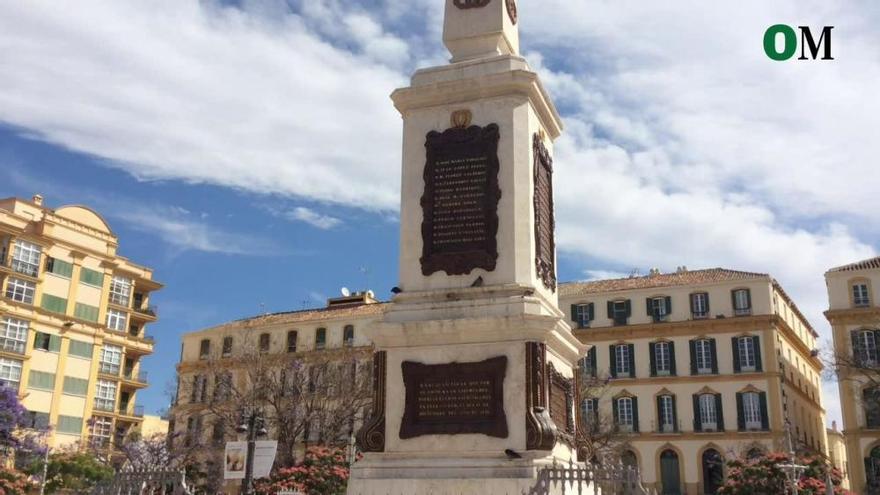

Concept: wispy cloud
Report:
left=283, top=206, right=342, bottom=230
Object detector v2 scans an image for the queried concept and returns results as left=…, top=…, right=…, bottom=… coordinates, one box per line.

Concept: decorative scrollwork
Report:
left=533, top=132, right=557, bottom=291
left=525, top=342, right=557, bottom=450
left=356, top=351, right=386, bottom=452
left=506, top=0, right=517, bottom=24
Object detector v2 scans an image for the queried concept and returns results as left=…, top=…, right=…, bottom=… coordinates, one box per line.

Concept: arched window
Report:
left=343, top=325, right=354, bottom=347
left=746, top=447, right=763, bottom=459
left=199, top=339, right=210, bottom=359
left=287, top=330, right=298, bottom=353
left=315, top=328, right=327, bottom=350
left=866, top=446, right=880, bottom=489
left=621, top=450, right=638, bottom=470
left=258, top=333, right=270, bottom=353
left=702, top=449, right=724, bottom=495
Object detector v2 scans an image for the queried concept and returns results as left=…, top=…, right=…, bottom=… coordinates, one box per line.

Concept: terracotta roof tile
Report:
left=559, top=268, right=768, bottom=296
left=827, top=256, right=880, bottom=273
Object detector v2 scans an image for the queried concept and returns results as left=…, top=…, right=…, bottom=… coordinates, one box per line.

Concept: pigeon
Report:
left=391, top=286, right=402, bottom=294
left=471, top=276, right=484, bottom=287
left=504, top=449, right=522, bottom=459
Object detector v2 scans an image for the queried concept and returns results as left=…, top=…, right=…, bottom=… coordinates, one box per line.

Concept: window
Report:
left=5, top=278, right=35, bottom=304
left=287, top=331, right=298, bottom=353
left=698, top=394, right=718, bottom=431
left=613, top=344, right=632, bottom=378
left=68, top=340, right=93, bottom=359
left=580, top=347, right=597, bottom=379
left=259, top=333, right=270, bottom=353
left=0, top=317, right=28, bottom=354
left=343, top=325, right=354, bottom=347
left=658, top=395, right=675, bottom=433
left=855, top=330, right=879, bottom=365
left=648, top=296, right=671, bottom=322
left=185, top=415, right=203, bottom=447
left=211, top=421, right=225, bottom=446
left=63, top=376, right=89, bottom=396
left=108, top=276, right=132, bottom=306
left=24, top=411, right=50, bottom=430
left=190, top=375, right=208, bottom=403
left=11, top=241, right=41, bottom=276
left=33, top=332, right=60, bottom=352
left=694, top=339, right=714, bottom=374
left=732, top=289, right=751, bottom=316
left=45, top=257, right=73, bottom=278
left=609, top=300, right=631, bottom=326
left=854, top=283, right=871, bottom=307
left=57, top=415, right=83, bottom=435
left=28, top=370, right=55, bottom=390
left=94, top=379, right=117, bottom=411
left=736, top=336, right=758, bottom=372
left=653, top=341, right=672, bottom=376
left=41, top=294, right=68, bottom=314
left=581, top=398, right=599, bottom=432
left=213, top=372, right=231, bottom=402
left=74, top=303, right=99, bottom=322
left=615, top=397, right=635, bottom=432
left=0, top=358, right=22, bottom=389
left=199, top=339, right=211, bottom=360
left=315, top=328, right=326, bottom=350
left=741, top=392, right=762, bottom=430
left=106, top=310, right=127, bottom=332
left=99, top=344, right=122, bottom=375
left=222, top=336, right=233, bottom=357
left=691, top=292, right=709, bottom=319
left=572, top=303, right=594, bottom=329
left=89, top=416, right=113, bottom=448
left=79, top=268, right=104, bottom=287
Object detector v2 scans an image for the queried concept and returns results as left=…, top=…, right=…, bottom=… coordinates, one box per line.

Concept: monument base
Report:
left=347, top=453, right=598, bottom=495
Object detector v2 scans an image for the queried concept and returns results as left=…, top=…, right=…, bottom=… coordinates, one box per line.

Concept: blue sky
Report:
left=1, top=1, right=879, bottom=424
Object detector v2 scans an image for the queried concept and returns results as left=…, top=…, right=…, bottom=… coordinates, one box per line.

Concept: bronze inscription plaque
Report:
left=421, top=124, right=501, bottom=276
left=533, top=133, right=557, bottom=291
left=400, top=356, right=508, bottom=439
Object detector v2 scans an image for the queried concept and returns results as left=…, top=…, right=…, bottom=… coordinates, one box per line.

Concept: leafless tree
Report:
left=575, top=372, right=631, bottom=465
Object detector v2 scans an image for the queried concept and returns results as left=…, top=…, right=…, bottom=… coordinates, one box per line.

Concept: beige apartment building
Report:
left=0, top=195, right=160, bottom=455
left=826, top=255, right=880, bottom=494
left=559, top=267, right=826, bottom=495
left=827, top=421, right=850, bottom=490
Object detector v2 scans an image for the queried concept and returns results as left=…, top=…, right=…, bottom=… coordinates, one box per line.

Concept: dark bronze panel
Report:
left=533, top=133, right=557, bottom=291
left=525, top=342, right=557, bottom=450
left=548, top=362, right=575, bottom=444
left=506, top=0, right=517, bottom=24
left=420, top=124, right=501, bottom=276
left=453, top=0, right=491, bottom=8
left=355, top=351, right=386, bottom=452
left=399, top=356, right=508, bottom=439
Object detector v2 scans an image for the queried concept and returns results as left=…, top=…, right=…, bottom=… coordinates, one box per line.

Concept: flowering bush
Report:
left=0, top=465, right=33, bottom=495
left=718, top=451, right=850, bottom=495
left=255, top=447, right=354, bottom=495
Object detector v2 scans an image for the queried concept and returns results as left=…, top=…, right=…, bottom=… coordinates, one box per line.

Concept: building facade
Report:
left=827, top=421, right=851, bottom=490
left=0, top=195, right=160, bottom=453
left=826, top=256, right=880, bottom=493
left=559, top=268, right=826, bottom=495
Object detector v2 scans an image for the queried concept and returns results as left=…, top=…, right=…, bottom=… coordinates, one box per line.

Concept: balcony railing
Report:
left=98, top=363, right=120, bottom=375
left=94, top=400, right=115, bottom=412
left=0, top=338, right=26, bottom=355
left=134, top=305, right=158, bottom=317
left=123, top=369, right=148, bottom=384
left=10, top=259, right=38, bottom=277
left=118, top=404, right=144, bottom=418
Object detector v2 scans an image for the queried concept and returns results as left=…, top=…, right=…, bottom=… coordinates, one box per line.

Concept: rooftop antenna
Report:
left=259, top=302, right=267, bottom=315
left=340, top=287, right=351, bottom=297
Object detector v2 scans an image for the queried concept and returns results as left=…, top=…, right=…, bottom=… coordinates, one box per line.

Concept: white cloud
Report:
left=284, top=206, right=342, bottom=230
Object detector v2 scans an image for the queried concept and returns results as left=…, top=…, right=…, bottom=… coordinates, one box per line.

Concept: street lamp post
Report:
left=777, top=420, right=807, bottom=495
left=237, top=409, right=267, bottom=495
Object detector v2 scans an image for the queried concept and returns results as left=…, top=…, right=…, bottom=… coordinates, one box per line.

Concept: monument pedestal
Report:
left=348, top=1, right=595, bottom=493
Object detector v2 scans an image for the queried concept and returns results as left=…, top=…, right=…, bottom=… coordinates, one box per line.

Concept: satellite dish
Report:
left=341, top=287, right=351, bottom=297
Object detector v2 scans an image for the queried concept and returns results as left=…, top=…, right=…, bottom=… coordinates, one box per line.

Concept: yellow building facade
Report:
left=826, top=256, right=880, bottom=494
left=0, top=195, right=160, bottom=453
left=559, top=268, right=826, bottom=495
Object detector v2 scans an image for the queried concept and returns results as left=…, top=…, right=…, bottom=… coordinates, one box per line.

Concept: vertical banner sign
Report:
left=224, top=441, right=247, bottom=480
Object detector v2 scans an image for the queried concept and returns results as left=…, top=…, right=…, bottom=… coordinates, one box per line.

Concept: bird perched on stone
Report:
left=391, top=286, right=402, bottom=294
left=471, top=276, right=484, bottom=287
left=504, top=449, right=522, bottom=459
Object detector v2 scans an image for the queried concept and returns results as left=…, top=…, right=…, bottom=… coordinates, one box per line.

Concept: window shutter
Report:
left=589, top=347, right=597, bottom=378
left=715, top=394, right=724, bottom=431
left=624, top=299, right=632, bottom=317
left=631, top=397, right=639, bottom=432
left=609, top=345, right=617, bottom=378
left=853, top=331, right=862, bottom=362
left=709, top=339, right=718, bottom=374
left=671, top=395, right=678, bottom=432
left=730, top=290, right=737, bottom=313
left=49, top=335, right=61, bottom=353
left=656, top=395, right=662, bottom=428
left=746, top=289, right=752, bottom=308
left=689, top=293, right=697, bottom=314
left=665, top=296, right=672, bottom=314
left=692, top=394, right=701, bottom=432
left=649, top=342, right=657, bottom=377
left=628, top=344, right=636, bottom=377
left=759, top=392, right=769, bottom=430
left=732, top=337, right=741, bottom=373
left=607, top=301, right=614, bottom=319
left=753, top=336, right=763, bottom=371
left=587, top=303, right=595, bottom=322
left=571, top=304, right=578, bottom=323
left=689, top=340, right=697, bottom=375
left=669, top=341, right=677, bottom=376
left=736, top=393, right=745, bottom=431
left=612, top=398, right=619, bottom=429
left=704, top=293, right=710, bottom=313
left=646, top=298, right=653, bottom=317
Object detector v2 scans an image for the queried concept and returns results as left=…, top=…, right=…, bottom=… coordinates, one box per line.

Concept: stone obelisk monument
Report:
left=350, top=1, right=587, bottom=493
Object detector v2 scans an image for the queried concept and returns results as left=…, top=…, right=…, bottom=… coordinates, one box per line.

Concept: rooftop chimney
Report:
left=32, top=194, right=43, bottom=206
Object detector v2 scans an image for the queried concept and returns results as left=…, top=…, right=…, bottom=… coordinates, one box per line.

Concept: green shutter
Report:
left=28, top=370, right=55, bottom=390
left=40, top=294, right=68, bottom=314
left=68, top=340, right=93, bottom=359
left=49, top=335, right=61, bottom=352
left=74, top=303, right=99, bottom=322
left=79, top=268, right=104, bottom=287
left=62, top=376, right=89, bottom=396
left=56, top=415, right=83, bottom=435
left=47, top=258, right=73, bottom=278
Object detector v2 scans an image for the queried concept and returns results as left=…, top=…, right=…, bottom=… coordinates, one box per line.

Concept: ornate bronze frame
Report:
left=533, top=132, right=557, bottom=291
left=355, top=351, right=386, bottom=452
left=525, top=342, right=557, bottom=450
left=548, top=362, right=575, bottom=444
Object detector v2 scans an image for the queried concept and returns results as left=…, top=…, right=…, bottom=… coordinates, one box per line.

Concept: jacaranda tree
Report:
left=255, top=446, right=354, bottom=495
left=718, top=451, right=850, bottom=495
